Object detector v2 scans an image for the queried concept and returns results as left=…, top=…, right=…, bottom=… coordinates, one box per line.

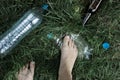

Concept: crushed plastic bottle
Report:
left=0, top=4, right=48, bottom=57
left=70, top=33, right=93, bottom=59
left=47, top=33, right=93, bottom=60
left=47, top=33, right=64, bottom=47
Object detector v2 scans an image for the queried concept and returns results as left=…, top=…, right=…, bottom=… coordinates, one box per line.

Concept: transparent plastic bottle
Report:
left=0, top=4, right=48, bottom=57
left=47, top=33, right=93, bottom=60
left=47, top=33, right=63, bottom=47
left=70, top=33, right=93, bottom=59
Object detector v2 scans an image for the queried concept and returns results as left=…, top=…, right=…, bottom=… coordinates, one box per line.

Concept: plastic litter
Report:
left=47, top=33, right=93, bottom=60
left=0, top=4, right=48, bottom=57
left=102, top=42, right=110, bottom=50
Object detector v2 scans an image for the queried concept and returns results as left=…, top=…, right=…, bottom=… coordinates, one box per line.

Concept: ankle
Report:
left=58, top=66, right=72, bottom=76
left=58, top=71, right=72, bottom=80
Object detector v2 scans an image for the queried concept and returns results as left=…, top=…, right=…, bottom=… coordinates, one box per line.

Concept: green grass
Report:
left=0, top=0, right=120, bottom=80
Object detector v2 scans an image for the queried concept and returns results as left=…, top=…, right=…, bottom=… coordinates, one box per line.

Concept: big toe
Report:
left=30, top=61, right=35, bottom=75
left=63, top=36, right=70, bottom=47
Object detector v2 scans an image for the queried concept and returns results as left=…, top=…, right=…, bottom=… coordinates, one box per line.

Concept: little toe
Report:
left=20, top=64, right=29, bottom=74
left=74, top=45, right=78, bottom=53
left=22, top=66, right=26, bottom=70
left=63, top=36, right=70, bottom=46
left=16, top=72, right=19, bottom=78
left=19, top=69, right=22, bottom=74
left=24, top=64, right=28, bottom=71
left=18, top=67, right=25, bottom=76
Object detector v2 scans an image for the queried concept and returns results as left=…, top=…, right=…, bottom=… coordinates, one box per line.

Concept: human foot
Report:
left=17, top=61, right=35, bottom=80
left=58, top=36, right=78, bottom=79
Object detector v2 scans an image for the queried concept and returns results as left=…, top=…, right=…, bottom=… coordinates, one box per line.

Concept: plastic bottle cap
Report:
left=102, top=42, right=110, bottom=50
left=42, top=4, right=48, bottom=10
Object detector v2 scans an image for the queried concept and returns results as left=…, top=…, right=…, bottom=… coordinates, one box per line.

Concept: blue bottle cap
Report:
left=102, top=42, right=110, bottom=50
left=42, top=4, right=48, bottom=10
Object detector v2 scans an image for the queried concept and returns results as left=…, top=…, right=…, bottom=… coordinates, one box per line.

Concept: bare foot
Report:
left=58, top=36, right=78, bottom=80
left=17, top=61, right=35, bottom=80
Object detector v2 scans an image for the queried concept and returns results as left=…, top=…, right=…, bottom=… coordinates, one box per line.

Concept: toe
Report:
left=68, top=38, right=74, bottom=47
left=24, top=64, right=28, bottom=71
left=22, top=64, right=28, bottom=70
left=16, top=72, right=19, bottom=78
left=74, top=45, right=78, bottom=54
left=22, top=65, right=26, bottom=70
left=73, top=42, right=77, bottom=48
left=19, top=69, right=22, bottom=74
left=30, top=61, right=35, bottom=75
left=19, top=64, right=28, bottom=75
left=63, top=36, right=70, bottom=46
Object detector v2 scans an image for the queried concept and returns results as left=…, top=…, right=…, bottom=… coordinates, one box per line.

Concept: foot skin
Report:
left=58, top=36, right=78, bottom=80
left=17, top=61, right=35, bottom=80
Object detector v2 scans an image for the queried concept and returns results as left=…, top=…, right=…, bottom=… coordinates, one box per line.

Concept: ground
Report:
left=0, top=0, right=120, bottom=80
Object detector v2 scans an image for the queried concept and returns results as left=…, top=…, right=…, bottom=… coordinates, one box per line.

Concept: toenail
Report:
left=65, top=36, right=70, bottom=39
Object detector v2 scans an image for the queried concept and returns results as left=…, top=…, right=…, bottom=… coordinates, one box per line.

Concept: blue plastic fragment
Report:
left=42, top=4, right=48, bottom=10
left=102, top=42, right=110, bottom=50
left=47, top=33, right=53, bottom=39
